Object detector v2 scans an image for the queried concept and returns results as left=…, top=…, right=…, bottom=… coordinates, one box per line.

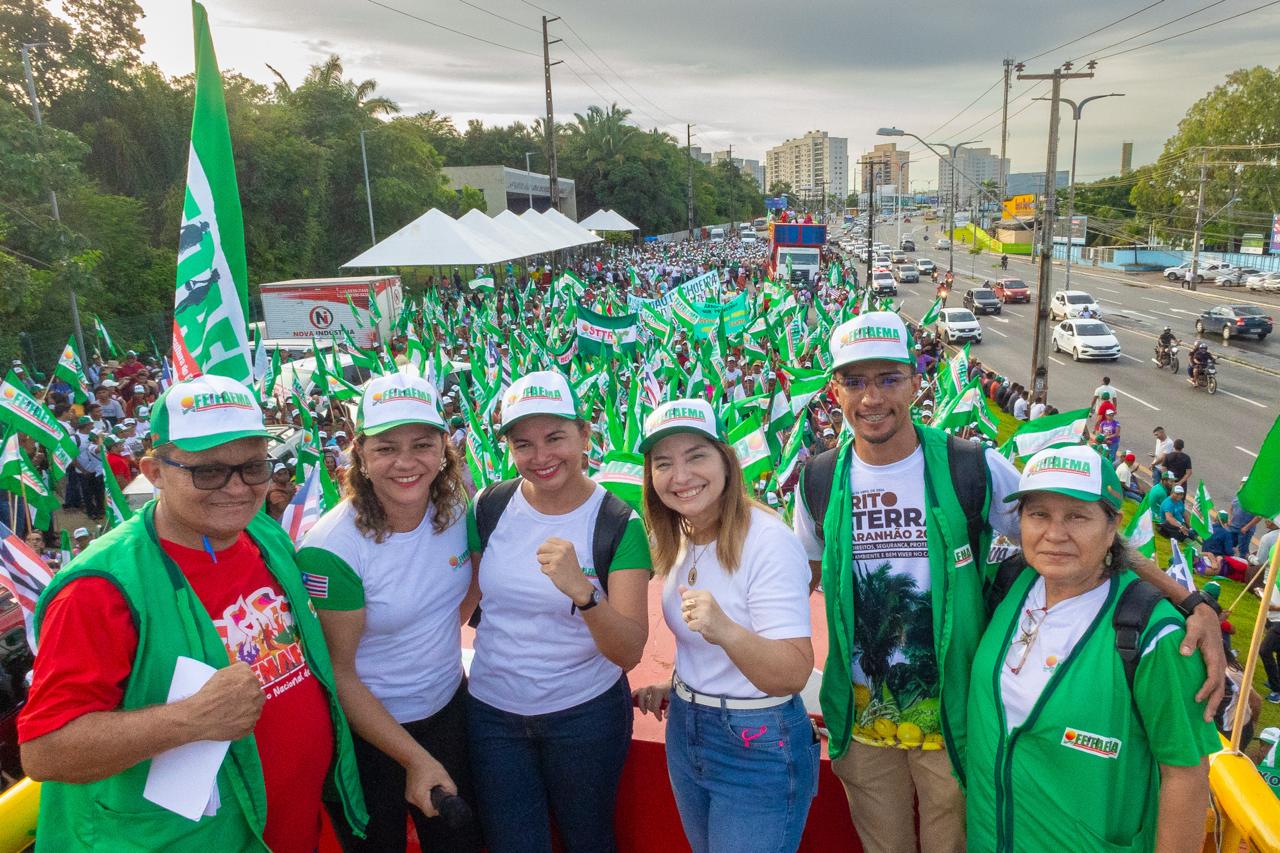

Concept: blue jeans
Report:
left=467, top=676, right=632, bottom=853
left=665, top=692, right=820, bottom=853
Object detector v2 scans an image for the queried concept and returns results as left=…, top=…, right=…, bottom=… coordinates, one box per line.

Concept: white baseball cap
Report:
left=1004, top=445, right=1124, bottom=511
left=149, top=375, right=271, bottom=452
left=498, top=371, right=579, bottom=436
left=72, top=527, right=90, bottom=538
left=356, top=371, right=445, bottom=436
left=639, top=398, right=724, bottom=453
left=829, top=311, right=913, bottom=370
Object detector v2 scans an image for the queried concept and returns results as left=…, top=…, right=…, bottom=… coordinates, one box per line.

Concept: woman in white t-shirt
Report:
left=465, top=370, right=651, bottom=853
left=297, top=372, right=480, bottom=852
left=632, top=399, right=817, bottom=853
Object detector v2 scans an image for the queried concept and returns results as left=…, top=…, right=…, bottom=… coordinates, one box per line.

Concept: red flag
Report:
left=171, top=319, right=203, bottom=381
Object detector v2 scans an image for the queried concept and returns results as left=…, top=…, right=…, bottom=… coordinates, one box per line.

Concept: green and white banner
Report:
left=53, top=335, right=92, bottom=404
left=999, top=407, right=1090, bottom=461
left=575, top=303, right=638, bottom=357
left=172, top=1, right=252, bottom=383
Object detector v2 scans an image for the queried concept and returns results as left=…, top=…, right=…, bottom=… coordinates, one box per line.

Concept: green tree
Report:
left=1132, top=65, right=1280, bottom=249
left=767, top=180, right=792, bottom=198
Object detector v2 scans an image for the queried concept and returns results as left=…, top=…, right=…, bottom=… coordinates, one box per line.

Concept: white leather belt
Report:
left=672, top=675, right=793, bottom=710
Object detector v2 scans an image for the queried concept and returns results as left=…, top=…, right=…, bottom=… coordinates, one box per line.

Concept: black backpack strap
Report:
left=590, top=491, right=634, bottom=595
left=984, top=553, right=1027, bottom=616
left=467, top=478, right=520, bottom=629
left=1112, top=579, right=1165, bottom=694
left=800, top=448, right=839, bottom=541
left=474, top=478, right=521, bottom=556
left=946, top=434, right=990, bottom=571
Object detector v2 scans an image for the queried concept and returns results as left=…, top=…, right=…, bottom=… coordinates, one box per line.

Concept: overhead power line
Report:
left=364, top=0, right=540, bottom=57
left=1066, top=0, right=1230, bottom=62
left=1092, top=0, right=1280, bottom=60
left=1020, top=0, right=1168, bottom=62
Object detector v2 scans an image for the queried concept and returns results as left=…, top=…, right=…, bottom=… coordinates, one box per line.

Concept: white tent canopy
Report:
left=491, top=210, right=560, bottom=253
left=504, top=210, right=581, bottom=252
left=536, top=208, right=604, bottom=247
left=459, top=209, right=546, bottom=259
left=342, top=208, right=514, bottom=268
left=579, top=209, right=639, bottom=231
left=518, top=209, right=598, bottom=251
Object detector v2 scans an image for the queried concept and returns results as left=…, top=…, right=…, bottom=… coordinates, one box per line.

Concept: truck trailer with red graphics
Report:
left=770, top=222, right=827, bottom=284
left=260, top=276, right=402, bottom=349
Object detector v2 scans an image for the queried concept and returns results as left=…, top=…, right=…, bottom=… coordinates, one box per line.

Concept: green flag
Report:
left=93, top=316, right=118, bottom=358
left=1123, top=491, right=1157, bottom=559
left=1239, top=412, right=1280, bottom=518
left=575, top=303, right=638, bottom=357
left=998, top=407, right=1090, bottom=461
left=172, top=1, right=253, bottom=383
left=920, top=296, right=943, bottom=327
left=1189, top=480, right=1214, bottom=540
left=469, top=275, right=495, bottom=293
left=592, top=451, right=645, bottom=513
left=53, top=335, right=92, bottom=404
left=728, top=416, right=771, bottom=484
left=105, top=467, right=135, bottom=529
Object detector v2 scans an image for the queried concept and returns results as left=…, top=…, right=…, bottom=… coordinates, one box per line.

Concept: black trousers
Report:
left=328, top=678, right=482, bottom=853
left=1260, top=623, right=1280, bottom=693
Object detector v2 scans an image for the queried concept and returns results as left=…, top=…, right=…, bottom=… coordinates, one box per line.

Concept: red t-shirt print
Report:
left=19, top=532, right=334, bottom=853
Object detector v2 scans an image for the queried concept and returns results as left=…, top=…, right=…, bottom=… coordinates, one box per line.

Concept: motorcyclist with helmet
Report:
left=1155, top=326, right=1178, bottom=366
left=1189, top=341, right=1215, bottom=384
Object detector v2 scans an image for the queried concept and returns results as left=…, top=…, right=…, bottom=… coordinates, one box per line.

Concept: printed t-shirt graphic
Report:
left=843, top=448, right=942, bottom=750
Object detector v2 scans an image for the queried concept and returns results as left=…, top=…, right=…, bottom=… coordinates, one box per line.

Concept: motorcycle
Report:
left=1189, top=360, right=1218, bottom=395
left=1152, top=342, right=1179, bottom=373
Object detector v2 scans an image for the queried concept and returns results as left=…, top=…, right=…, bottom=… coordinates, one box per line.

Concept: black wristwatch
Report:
left=575, top=588, right=601, bottom=613
left=1176, top=589, right=1221, bottom=618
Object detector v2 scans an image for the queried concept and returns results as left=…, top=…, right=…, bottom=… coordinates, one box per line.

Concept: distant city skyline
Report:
left=117, top=0, right=1280, bottom=191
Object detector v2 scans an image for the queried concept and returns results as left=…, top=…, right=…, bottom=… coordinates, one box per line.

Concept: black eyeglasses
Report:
left=156, top=456, right=274, bottom=490
left=834, top=373, right=909, bottom=393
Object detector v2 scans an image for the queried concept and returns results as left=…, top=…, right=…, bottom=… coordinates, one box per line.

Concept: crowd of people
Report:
left=3, top=228, right=1274, bottom=853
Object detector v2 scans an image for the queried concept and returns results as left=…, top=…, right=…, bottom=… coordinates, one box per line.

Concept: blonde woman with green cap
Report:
left=632, top=398, right=816, bottom=853
left=966, top=444, right=1218, bottom=853
left=465, top=369, right=651, bottom=853
left=296, top=370, right=479, bottom=852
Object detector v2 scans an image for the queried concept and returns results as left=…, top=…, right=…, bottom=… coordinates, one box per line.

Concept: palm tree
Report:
left=851, top=561, right=929, bottom=720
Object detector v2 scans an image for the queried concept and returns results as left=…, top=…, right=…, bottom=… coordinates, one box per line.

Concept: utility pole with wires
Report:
left=999, top=58, right=1013, bottom=203
left=21, top=41, right=87, bottom=367
left=541, top=16, right=562, bottom=211
left=728, top=143, right=735, bottom=233
left=1018, top=61, right=1095, bottom=405
left=686, top=123, right=695, bottom=238
left=1189, top=150, right=1208, bottom=292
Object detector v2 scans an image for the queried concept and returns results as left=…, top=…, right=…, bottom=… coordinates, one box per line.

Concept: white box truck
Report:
left=259, top=276, right=402, bottom=348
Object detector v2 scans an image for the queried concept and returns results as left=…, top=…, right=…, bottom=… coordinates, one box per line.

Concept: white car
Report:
left=741, top=233, right=758, bottom=245
left=1052, top=319, right=1121, bottom=361
left=938, top=308, right=982, bottom=344
left=936, top=238, right=951, bottom=250
left=1246, top=272, right=1280, bottom=292
left=871, top=270, right=898, bottom=295
left=1164, top=261, right=1231, bottom=283
left=1048, top=290, right=1102, bottom=321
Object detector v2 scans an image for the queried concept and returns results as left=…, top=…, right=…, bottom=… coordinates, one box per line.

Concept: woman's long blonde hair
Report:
left=642, top=435, right=768, bottom=576
left=345, top=429, right=466, bottom=543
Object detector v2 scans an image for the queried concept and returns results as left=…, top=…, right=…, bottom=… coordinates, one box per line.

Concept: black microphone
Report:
left=429, top=785, right=473, bottom=830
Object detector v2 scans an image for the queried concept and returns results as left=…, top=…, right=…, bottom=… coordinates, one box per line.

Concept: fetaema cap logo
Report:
left=498, top=370, right=577, bottom=435
left=178, top=389, right=256, bottom=414
left=647, top=405, right=709, bottom=432
left=358, top=372, right=445, bottom=435
left=1026, top=453, right=1094, bottom=479
left=830, top=312, right=912, bottom=369
left=1007, top=443, right=1121, bottom=509
left=638, top=398, right=720, bottom=452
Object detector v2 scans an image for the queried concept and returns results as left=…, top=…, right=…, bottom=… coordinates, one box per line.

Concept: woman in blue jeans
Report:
left=465, top=371, right=652, bottom=853
left=633, top=399, right=818, bottom=853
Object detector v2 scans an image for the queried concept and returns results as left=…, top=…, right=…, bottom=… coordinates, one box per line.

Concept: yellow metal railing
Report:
left=0, top=778, right=37, bottom=853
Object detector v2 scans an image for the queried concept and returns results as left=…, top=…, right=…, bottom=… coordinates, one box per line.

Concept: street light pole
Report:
left=1036, top=93, right=1124, bottom=291
left=525, top=151, right=535, bottom=211
left=877, top=130, right=978, bottom=276
left=22, top=41, right=86, bottom=366
left=359, top=129, right=377, bottom=247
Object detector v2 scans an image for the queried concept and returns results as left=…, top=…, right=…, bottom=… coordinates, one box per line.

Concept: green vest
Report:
left=31, top=501, right=368, bottom=852
left=818, top=425, right=992, bottom=776
left=965, top=569, right=1195, bottom=852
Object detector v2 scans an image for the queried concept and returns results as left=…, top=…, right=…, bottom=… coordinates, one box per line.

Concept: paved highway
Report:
left=848, top=219, right=1279, bottom=507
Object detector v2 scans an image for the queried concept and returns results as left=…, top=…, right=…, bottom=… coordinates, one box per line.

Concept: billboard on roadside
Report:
left=1052, top=215, right=1088, bottom=245
left=1270, top=214, right=1280, bottom=253
left=1242, top=232, right=1266, bottom=255
left=1003, top=194, right=1035, bottom=220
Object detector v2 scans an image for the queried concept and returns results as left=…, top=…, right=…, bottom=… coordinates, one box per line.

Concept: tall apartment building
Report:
left=937, top=147, right=1009, bottom=207
left=765, top=130, right=848, bottom=203
left=711, top=150, right=767, bottom=190
left=860, top=142, right=910, bottom=199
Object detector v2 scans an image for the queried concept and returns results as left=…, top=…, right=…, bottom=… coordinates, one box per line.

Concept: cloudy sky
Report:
left=128, top=0, right=1278, bottom=191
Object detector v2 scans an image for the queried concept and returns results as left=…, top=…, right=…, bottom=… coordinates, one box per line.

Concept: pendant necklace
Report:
left=687, top=540, right=711, bottom=586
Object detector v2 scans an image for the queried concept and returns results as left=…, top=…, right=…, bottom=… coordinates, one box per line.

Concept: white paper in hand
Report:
left=142, top=656, right=231, bottom=821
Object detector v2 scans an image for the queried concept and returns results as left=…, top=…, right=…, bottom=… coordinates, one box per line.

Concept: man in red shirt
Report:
left=20, top=374, right=366, bottom=851
left=102, top=435, right=134, bottom=487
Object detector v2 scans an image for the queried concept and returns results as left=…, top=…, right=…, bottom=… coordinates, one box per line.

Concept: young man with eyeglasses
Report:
left=19, top=375, right=366, bottom=851
left=792, top=311, right=1226, bottom=853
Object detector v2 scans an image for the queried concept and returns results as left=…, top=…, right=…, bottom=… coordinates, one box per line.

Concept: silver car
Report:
left=1246, top=272, right=1280, bottom=292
